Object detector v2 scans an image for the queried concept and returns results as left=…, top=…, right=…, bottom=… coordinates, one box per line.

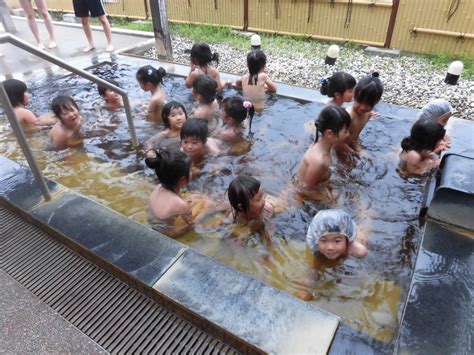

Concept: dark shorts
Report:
left=73, top=0, right=106, bottom=18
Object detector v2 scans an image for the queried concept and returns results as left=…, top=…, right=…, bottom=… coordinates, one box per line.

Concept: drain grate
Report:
left=0, top=205, right=240, bottom=354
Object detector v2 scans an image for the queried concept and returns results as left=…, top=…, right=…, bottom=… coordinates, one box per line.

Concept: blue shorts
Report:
left=73, top=0, right=106, bottom=18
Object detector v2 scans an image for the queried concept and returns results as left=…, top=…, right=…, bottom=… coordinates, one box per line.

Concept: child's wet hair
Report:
left=136, top=65, right=166, bottom=86
left=190, top=43, right=219, bottom=67
left=401, top=118, right=446, bottom=152
left=228, top=175, right=261, bottom=218
left=162, top=101, right=187, bottom=129
left=247, top=50, right=267, bottom=85
left=193, top=75, right=217, bottom=104
left=180, top=118, right=208, bottom=142
left=354, top=72, right=383, bottom=108
left=222, top=96, right=255, bottom=132
left=3, top=79, right=28, bottom=106
left=145, top=149, right=191, bottom=190
left=314, top=105, right=351, bottom=142
left=320, top=72, right=356, bottom=98
left=97, top=78, right=119, bottom=97
left=51, top=95, right=79, bottom=119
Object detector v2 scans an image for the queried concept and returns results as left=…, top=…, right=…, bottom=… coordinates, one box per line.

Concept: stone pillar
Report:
left=0, top=0, right=16, bottom=33
left=149, top=0, right=172, bottom=60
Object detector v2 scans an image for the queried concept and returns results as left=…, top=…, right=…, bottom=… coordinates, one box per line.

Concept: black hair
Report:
left=193, top=75, right=217, bottom=104
left=314, top=105, right=351, bottom=143
left=228, top=175, right=261, bottom=218
left=247, top=50, right=267, bottom=85
left=3, top=79, right=28, bottom=107
left=320, top=71, right=356, bottom=98
left=97, top=78, right=119, bottom=97
left=51, top=96, right=79, bottom=119
left=136, top=65, right=166, bottom=86
left=180, top=118, right=208, bottom=143
left=354, top=72, right=384, bottom=107
left=401, top=118, right=446, bottom=152
left=162, top=101, right=187, bottom=129
left=145, top=149, right=191, bottom=191
left=190, top=43, right=219, bottom=67
left=222, top=96, right=255, bottom=132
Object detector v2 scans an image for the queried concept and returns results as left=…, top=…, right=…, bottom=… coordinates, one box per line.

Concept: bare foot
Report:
left=37, top=43, right=45, bottom=50
left=47, top=41, right=57, bottom=49
left=83, top=44, right=95, bottom=53
left=105, top=44, right=114, bottom=52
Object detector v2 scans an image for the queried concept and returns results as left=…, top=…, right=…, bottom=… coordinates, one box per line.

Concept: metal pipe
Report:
left=246, top=27, right=385, bottom=47
left=412, top=27, right=474, bottom=40
left=0, top=83, right=51, bottom=201
left=0, top=33, right=139, bottom=148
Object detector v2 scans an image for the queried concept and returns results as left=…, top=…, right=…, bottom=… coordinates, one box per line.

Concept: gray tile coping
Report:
left=153, top=248, right=340, bottom=354
left=397, top=220, right=473, bottom=354
left=0, top=156, right=340, bottom=353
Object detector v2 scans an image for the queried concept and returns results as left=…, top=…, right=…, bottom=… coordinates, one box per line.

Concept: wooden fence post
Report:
left=384, top=0, right=400, bottom=48
left=149, top=0, right=173, bottom=60
left=0, top=0, right=16, bottom=33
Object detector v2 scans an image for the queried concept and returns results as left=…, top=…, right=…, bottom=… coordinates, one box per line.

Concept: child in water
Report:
left=146, top=149, right=194, bottom=237
left=338, top=72, right=384, bottom=156
left=399, top=118, right=447, bottom=176
left=306, top=209, right=367, bottom=260
left=192, top=75, right=219, bottom=123
left=185, top=43, right=228, bottom=92
left=181, top=118, right=220, bottom=166
left=228, top=175, right=275, bottom=225
left=97, top=79, right=123, bottom=111
left=3, top=78, right=57, bottom=132
left=146, top=101, right=187, bottom=157
left=48, top=95, right=83, bottom=150
left=218, top=96, right=255, bottom=143
left=136, top=65, right=167, bottom=121
left=236, top=50, right=277, bottom=99
left=298, top=105, right=351, bottom=191
left=320, top=71, right=356, bottom=107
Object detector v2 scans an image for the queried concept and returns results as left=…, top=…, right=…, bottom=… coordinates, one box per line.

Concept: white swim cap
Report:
left=416, top=99, right=453, bottom=122
left=306, top=209, right=357, bottom=254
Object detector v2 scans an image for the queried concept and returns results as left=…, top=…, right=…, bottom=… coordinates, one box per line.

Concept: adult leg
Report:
left=19, top=0, right=44, bottom=48
left=97, top=15, right=113, bottom=52
left=80, top=17, right=95, bottom=52
left=33, top=0, right=56, bottom=48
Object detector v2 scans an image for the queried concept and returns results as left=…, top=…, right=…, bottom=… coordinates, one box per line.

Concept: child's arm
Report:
left=263, top=74, right=277, bottom=93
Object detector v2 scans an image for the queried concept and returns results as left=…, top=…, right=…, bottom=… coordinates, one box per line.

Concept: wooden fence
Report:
left=4, top=0, right=473, bottom=55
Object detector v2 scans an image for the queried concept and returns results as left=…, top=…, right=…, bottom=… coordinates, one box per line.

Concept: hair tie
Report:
left=320, top=77, right=328, bottom=85
left=243, top=101, right=253, bottom=110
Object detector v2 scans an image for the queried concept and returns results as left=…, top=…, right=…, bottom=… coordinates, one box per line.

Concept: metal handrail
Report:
left=0, top=33, right=140, bottom=201
left=0, top=33, right=139, bottom=147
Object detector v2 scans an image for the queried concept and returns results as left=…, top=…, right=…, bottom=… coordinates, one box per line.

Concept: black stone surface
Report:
left=397, top=220, right=473, bottom=354
left=0, top=270, right=105, bottom=354
left=0, top=156, right=58, bottom=211
left=153, top=248, right=340, bottom=354
left=31, top=190, right=187, bottom=286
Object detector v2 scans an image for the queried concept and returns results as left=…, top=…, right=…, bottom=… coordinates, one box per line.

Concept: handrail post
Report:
left=0, top=83, right=51, bottom=201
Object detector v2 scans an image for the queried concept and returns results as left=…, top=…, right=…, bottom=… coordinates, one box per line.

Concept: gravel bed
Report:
left=144, top=35, right=474, bottom=120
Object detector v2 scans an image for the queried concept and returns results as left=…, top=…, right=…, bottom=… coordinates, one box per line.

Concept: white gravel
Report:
left=144, top=35, right=474, bottom=120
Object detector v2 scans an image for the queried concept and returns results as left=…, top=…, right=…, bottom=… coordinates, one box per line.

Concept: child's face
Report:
left=353, top=102, right=373, bottom=115
left=247, top=187, right=266, bottom=218
left=436, top=113, right=452, bottom=127
left=103, top=89, right=121, bottom=104
left=318, top=234, right=348, bottom=260
left=58, top=105, right=80, bottom=127
left=181, top=136, right=206, bottom=161
left=342, top=88, right=354, bottom=103
left=168, top=107, right=186, bottom=131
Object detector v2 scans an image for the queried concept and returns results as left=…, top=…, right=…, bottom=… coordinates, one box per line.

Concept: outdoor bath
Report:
left=0, top=58, right=429, bottom=347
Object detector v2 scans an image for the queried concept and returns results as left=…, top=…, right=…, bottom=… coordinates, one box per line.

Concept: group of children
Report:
left=2, top=41, right=453, bottom=265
